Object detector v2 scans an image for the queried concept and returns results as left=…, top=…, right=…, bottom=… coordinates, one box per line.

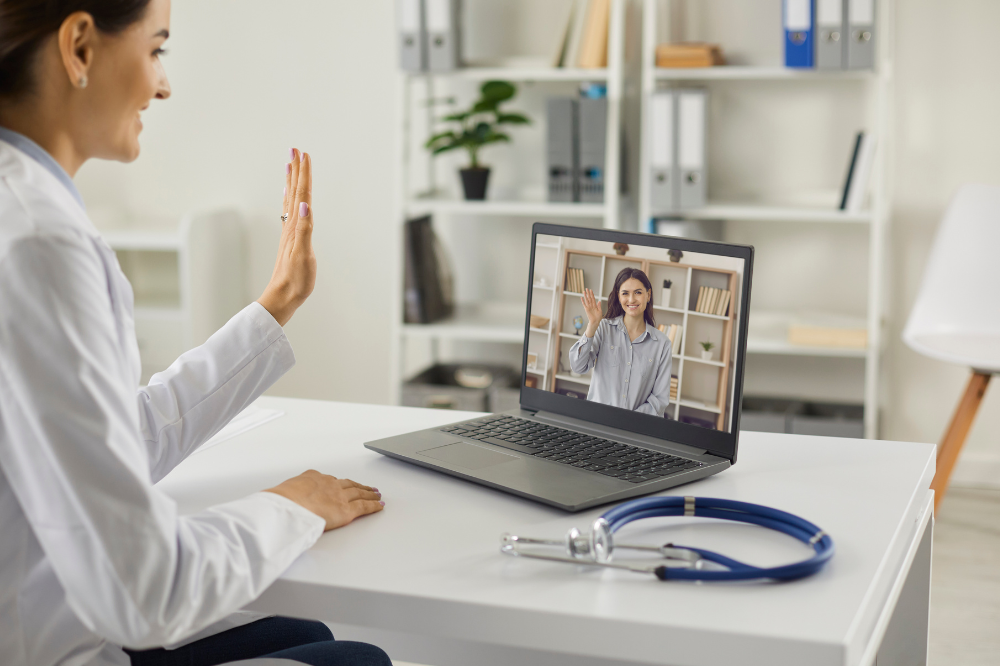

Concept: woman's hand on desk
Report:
left=580, top=288, right=602, bottom=338
left=265, top=469, right=384, bottom=530
left=259, top=148, right=317, bottom=327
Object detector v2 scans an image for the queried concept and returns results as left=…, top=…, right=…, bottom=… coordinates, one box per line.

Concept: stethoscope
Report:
left=501, top=496, right=835, bottom=582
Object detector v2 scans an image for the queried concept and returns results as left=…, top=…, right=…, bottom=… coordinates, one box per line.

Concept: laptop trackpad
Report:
left=417, top=442, right=518, bottom=470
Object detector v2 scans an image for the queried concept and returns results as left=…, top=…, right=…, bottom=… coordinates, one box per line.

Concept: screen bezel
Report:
left=520, top=223, right=754, bottom=463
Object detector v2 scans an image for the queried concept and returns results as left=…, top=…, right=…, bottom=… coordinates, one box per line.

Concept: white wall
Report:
left=884, top=0, right=1000, bottom=485
left=76, top=1, right=1000, bottom=484
left=77, top=0, right=398, bottom=404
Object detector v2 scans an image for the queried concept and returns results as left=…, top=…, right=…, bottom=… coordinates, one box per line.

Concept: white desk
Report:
left=158, top=397, right=935, bottom=666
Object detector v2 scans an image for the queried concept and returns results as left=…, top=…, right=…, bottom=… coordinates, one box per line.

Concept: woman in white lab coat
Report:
left=0, top=2, right=389, bottom=665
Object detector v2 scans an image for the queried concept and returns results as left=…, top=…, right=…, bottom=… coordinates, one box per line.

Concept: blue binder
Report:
left=784, top=0, right=815, bottom=68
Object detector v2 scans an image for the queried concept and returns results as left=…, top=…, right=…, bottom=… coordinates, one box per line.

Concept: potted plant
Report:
left=425, top=80, right=530, bottom=200
left=699, top=340, right=715, bottom=361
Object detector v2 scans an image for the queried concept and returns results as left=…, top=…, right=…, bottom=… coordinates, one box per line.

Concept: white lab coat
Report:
left=0, top=139, right=326, bottom=666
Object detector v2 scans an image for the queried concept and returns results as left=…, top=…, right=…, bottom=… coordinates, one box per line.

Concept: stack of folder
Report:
left=648, top=88, right=707, bottom=213
left=784, top=0, right=876, bottom=70
left=396, top=0, right=462, bottom=72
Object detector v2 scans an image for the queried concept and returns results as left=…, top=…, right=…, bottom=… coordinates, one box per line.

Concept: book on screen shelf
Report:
left=786, top=312, right=868, bottom=349
left=695, top=287, right=732, bottom=316
left=565, top=267, right=586, bottom=293
left=656, top=323, right=683, bottom=349
left=669, top=374, right=678, bottom=400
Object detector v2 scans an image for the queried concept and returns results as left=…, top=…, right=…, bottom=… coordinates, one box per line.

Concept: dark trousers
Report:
left=125, top=616, right=391, bottom=666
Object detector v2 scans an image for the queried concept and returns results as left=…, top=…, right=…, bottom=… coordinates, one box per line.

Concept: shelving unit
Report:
left=547, top=246, right=737, bottom=431
left=103, top=210, right=246, bottom=383
left=637, top=0, right=893, bottom=438
left=390, top=0, right=628, bottom=404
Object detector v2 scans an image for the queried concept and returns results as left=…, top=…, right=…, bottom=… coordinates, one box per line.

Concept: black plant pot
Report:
left=460, top=167, right=490, bottom=200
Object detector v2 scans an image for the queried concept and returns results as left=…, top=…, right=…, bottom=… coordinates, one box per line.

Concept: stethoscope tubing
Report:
left=600, top=496, right=835, bottom=582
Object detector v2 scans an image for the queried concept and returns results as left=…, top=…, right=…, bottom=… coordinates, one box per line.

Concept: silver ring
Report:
left=280, top=213, right=289, bottom=222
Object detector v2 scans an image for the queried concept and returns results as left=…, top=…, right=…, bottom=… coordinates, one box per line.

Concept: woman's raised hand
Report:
left=265, top=470, right=383, bottom=531
left=580, top=288, right=603, bottom=338
left=258, top=148, right=316, bottom=326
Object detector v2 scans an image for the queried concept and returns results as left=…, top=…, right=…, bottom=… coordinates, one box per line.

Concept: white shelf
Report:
left=103, top=229, right=182, bottom=251
left=401, top=303, right=524, bottom=343
left=528, top=326, right=551, bottom=334
left=531, top=284, right=555, bottom=291
left=404, top=197, right=606, bottom=219
left=678, top=399, right=722, bottom=414
left=558, top=332, right=584, bottom=340
left=416, top=67, right=609, bottom=82
left=655, top=66, right=874, bottom=81
left=555, top=373, right=592, bottom=386
left=564, top=291, right=605, bottom=300
left=535, top=243, right=562, bottom=250
left=652, top=305, right=686, bottom=314
left=681, top=355, right=725, bottom=368
left=655, top=203, right=871, bottom=224
left=746, top=337, right=868, bottom=359
left=688, top=310, right=729, bottom=321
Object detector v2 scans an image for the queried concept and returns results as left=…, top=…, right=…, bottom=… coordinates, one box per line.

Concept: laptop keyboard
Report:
left=440, top=414, right=704, bottom=484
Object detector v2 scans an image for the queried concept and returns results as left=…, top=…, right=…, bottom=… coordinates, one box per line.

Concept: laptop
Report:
left=366, top=223, right=754, bottom=511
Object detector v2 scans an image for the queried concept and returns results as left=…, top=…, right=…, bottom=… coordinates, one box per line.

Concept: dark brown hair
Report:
left=0, top=0, right=152, bottom=99
left=605, top=267, right=656, bottom=328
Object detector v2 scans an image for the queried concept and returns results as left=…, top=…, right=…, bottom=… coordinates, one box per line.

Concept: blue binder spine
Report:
left=784, top=0, right=815, bottom=68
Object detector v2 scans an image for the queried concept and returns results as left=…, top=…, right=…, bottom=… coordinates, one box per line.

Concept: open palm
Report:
left=580, top=288, right=603, bottom=325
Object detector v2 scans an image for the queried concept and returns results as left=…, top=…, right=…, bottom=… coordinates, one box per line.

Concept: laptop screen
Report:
left=521, top=224, right=752, bottom=458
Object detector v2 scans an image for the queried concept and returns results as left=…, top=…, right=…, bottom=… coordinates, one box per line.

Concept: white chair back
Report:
left=903, top=183, right=1000, bottom=371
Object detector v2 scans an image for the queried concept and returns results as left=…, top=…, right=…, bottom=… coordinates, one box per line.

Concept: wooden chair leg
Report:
left=931, top=371, right=992, bottom=512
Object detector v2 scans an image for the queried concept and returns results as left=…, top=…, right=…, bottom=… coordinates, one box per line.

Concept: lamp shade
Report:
left=903, top=183, right=1000, bottom=372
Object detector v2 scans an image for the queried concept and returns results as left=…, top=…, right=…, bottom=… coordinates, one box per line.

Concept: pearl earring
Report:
left=78, top=76, right=88, bottom=89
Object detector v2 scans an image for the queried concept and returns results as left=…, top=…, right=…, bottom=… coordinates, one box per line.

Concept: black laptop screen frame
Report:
left=520, top=223, right=754, bottom=464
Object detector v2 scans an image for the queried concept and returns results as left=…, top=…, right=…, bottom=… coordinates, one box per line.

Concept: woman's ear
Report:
left=57, top=12, right=97, bottom=89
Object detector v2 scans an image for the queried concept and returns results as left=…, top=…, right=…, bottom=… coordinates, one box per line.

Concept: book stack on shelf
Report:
left=656, top=323, right=683, bottom=350
left=565, top=267, right=587, bottom=293
left=669, top=375, right=678, bottom=401
left=695, top=287, right=731, bottom=317
left=656, top=43, right=724, bottom=68
left=552, top=0, right=611, bottom=69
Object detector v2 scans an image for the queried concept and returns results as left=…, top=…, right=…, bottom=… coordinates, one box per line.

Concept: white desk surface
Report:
left=158, top=397, right=935, bottom=666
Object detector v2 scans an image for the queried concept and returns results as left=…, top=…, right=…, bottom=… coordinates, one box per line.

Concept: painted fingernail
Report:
left=290, top=148, right=296, bottom=161
left=300, top=202, right=309, bottom=217
left=299, top=150, right=305, bottom=162
left=283, top=186, right=287, bottom=196
left=371, top=487, right=379, bottom=493
left=379, top=501, right=385, bottom=506
left=285, top=163, right=291, bottom=175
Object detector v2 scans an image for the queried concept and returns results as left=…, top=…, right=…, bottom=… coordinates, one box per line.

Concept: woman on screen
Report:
left=569, top=268, right=673, bottom=416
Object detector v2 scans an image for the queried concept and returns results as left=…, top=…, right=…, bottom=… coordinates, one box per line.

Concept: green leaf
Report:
left=441, top=111, right=471, bottom=122
left=480, top=132, right=511, bottom=145
left=471, top=99, right=499, bottom=114
left=431, top=143, right=462, bottom=156
left=424, top=130, right=457, bottom=147
left=495, top=112, right=530, bottom=125
left=480, top=80, right=516, bottom=103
